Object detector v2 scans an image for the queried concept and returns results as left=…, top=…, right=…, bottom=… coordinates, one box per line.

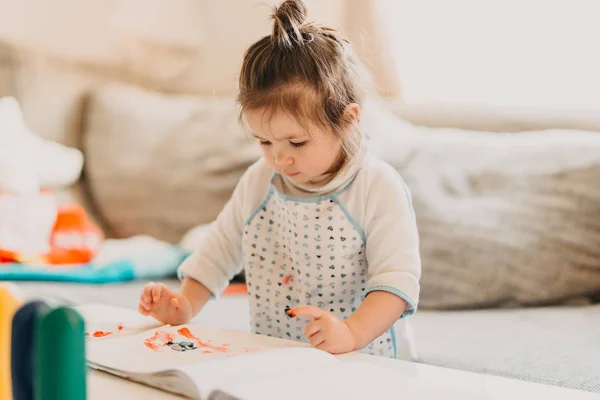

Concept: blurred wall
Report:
left=0, top=0, right=400, bottom=96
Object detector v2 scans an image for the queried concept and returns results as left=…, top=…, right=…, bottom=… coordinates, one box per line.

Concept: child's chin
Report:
left=288, top=173, right=309, bottom=182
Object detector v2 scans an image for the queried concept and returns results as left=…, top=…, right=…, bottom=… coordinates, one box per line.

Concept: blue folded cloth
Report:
left=0, top=245, right=190, bottom=284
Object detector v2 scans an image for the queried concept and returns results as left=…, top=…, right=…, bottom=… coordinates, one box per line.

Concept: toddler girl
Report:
left=139, top=0, right=421, bottom=359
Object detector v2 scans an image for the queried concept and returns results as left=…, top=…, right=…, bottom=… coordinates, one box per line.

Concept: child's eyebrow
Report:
left=252, top=133, right=306, bottom=141
left=282, top=134, right=307, bottom=140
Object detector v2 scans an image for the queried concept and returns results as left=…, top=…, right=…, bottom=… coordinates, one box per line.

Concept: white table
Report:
left=87, top=351, right=600, bottom=400
left=10, top=284, right=599, bottom=400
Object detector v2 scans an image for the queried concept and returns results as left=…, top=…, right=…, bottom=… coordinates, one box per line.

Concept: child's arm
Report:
left=288, top=292, right=406, bottom=354
left=139, top=160, right=270, bottom=325
left=138, top=277, right=212, bottom=325
left=138, top=185, right=245, bottom=325
left=344, top=291, right=407, bottom=349
left=290, top=163, right=420, bottom=354
left=180, top=276, right=213, bottom=316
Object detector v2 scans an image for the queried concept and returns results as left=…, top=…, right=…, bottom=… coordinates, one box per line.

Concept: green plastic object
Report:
left=35, top=306, right=86, bottom=400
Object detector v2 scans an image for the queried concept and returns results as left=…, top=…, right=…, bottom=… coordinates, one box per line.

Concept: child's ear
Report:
left=343, top=103, right=361, bottom=126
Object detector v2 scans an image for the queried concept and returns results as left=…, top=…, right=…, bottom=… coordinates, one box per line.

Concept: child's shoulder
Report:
left=345, top=154, right=415, bottom=219
left=358, top=154, right=409, bottom=191
left=349, top=154, right=414, bottom=209
left=233, top=158, right=273, bottom=215
left=237, top=158, right=272, bottom=187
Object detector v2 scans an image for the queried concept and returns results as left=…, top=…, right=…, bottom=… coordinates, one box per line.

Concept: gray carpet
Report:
left=411, top=304, right=600, bottom=394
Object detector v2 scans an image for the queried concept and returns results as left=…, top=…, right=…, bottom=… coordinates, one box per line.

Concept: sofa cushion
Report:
left=362, top=99, right=600, bottom=309
left=85, top=89, right=600, bottom=308
left=83, top=83, right=260, bottom=243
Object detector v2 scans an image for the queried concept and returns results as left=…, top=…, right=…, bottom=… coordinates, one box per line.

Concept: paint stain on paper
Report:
left=86, top=330, right=113, bottom=338
left=144, top=330, right=175, bottom=350
left=144, top=327, right=234, bottom=354
left=86, top=323, right=125, bottom=338
left=243, top=347, right=259, bottom=353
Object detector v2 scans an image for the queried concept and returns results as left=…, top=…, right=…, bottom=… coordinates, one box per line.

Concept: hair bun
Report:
left=271, top=0, right=309, bottom=48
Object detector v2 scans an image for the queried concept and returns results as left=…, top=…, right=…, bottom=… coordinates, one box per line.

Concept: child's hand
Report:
left=138, top=282, right=192, bottom=325
left=287, top=305, right=356, bottom=354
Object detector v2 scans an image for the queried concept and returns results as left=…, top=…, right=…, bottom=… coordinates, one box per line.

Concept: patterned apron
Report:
left=243, top=183, right=396, bottom=358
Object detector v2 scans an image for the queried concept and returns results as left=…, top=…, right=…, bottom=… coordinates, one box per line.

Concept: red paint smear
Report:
left=282, top=275, right=293, bottom=285
left=145, top=342, right=162, bottom=351
left=117, top=324, right=124, bottom=331
left=144, top=328, right=232, bottom=353
left=144, top=330, right=175, bottom=351
left=92, top=331, right=112, bottom=337
left=157, top=331, right=174, bottom=343
left=243, top=347, right=259, bottom=353
left=177, top=327, right=214, bottom=349
left=177, top=327, right=197, bottom=340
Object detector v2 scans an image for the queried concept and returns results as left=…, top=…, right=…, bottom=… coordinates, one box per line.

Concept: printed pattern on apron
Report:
left=243, top=184, right=396, bottom=358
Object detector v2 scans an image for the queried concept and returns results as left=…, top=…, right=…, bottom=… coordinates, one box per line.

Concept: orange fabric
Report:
left=0, top=202, right=103, bottom=265
left=46, top=204, right=103, bottom=264
left=0, top=249, right=17, bottom=263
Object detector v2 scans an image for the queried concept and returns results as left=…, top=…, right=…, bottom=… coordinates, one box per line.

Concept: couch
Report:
left=4, top=76, right=598, bottom=394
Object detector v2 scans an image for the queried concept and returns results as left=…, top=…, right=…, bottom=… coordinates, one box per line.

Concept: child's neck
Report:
left=300, top=153, right=345, bottom=188
left=276, top=144, right=367, bottom=198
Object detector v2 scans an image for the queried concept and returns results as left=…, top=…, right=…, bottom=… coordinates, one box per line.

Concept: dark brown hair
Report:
left=237, top=0, right=366, bottom=169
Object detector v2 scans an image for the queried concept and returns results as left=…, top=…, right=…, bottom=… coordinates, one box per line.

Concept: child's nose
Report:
left=274, top=150, right=293, bottom=166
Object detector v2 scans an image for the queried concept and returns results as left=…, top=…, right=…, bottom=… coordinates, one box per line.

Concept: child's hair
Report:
left=237, top=0, right=367, bottom=171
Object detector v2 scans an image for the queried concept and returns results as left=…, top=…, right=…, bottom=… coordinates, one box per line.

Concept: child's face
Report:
left=245, top=109, right=344, bottom=184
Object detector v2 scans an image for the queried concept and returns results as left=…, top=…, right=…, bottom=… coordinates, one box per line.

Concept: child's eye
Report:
left=290, top=141, right=307, bottom=148
left=259, top=140, right=271, bottom=146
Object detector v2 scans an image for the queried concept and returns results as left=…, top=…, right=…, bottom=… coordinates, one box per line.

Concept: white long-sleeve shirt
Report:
left=178, top=151, right=421, bottom=359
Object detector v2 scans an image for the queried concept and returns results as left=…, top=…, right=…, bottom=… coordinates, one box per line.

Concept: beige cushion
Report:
left=85, top=88, right=600, bottom=308
left=389, top=100, right=600, bottom=133
left=12, top=52, right=117, bottom=148
left=364, top=100, right=600, bottom=309
left=83, top=83, right=260, bottom=243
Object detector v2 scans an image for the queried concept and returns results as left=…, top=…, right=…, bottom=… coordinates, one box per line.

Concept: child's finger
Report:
left=287, top=305, right=326, bottom=320
left=142, top=291, right=153, bottom=306
left=309, top=331, right=326, bottom=348
left=151, top=284, right=163, bottom=302
left=140, top=291, right=152, bottom=307
left=304, top=320, right=321, bottom=338
left=144, top=282, right=155, bottom=293
left=171, top=297, right=179, bottom=310
left=139, top=294, right=149, bottom=308
left=138, top=303, right=150, bottom=316
left=143, top=283, right=155, bottom=302
left=315, top=338, right=338, bottom=353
